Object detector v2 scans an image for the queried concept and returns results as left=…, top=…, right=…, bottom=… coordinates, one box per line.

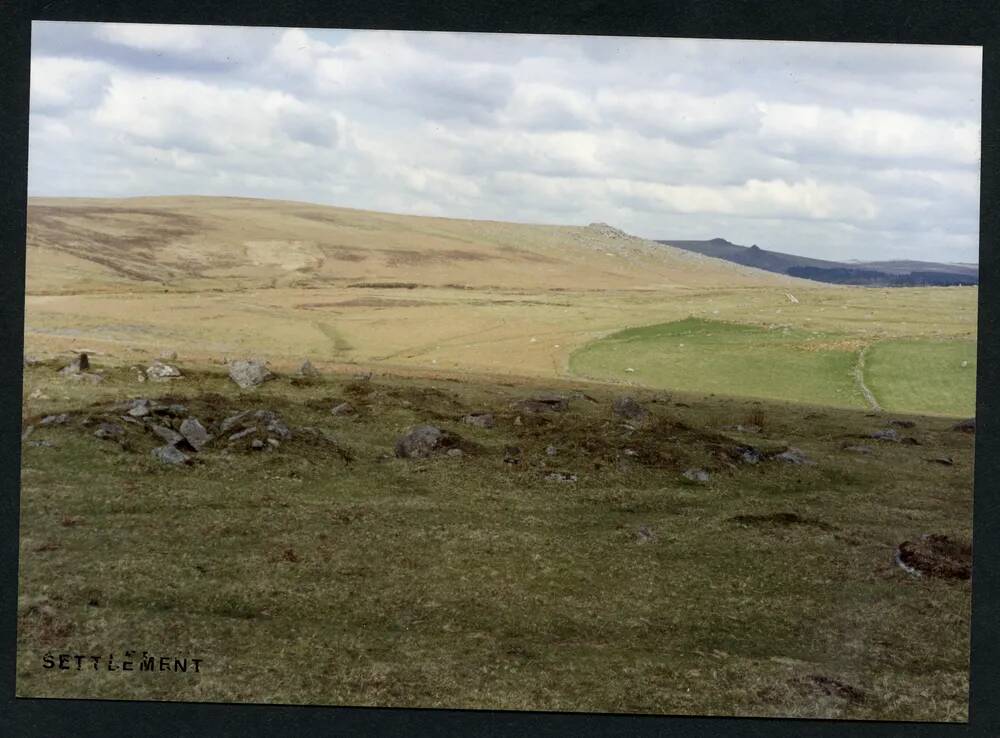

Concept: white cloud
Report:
left=27, top=23, right=983, bottom=263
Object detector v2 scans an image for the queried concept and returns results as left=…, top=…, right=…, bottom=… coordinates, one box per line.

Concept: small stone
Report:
left=179, top=418, right=211, bottom=451
left=127, top=399, right=152, bottom=417
left=546, top=445, right=558, bottom=456
left=146, top=361, right=182, bottom=379
left=447, top=448, right=464, bottom=457
left=298, top=359, right=320, bottom=377
left=21, top=425, right=34, bottom=440
left=843, top=444, right=874, bottom=455
left=265, top=419, right=292, bottom=440
left=683, top=468, right=711, bottom=482
left=331, top=402, right=355, bottom=416
left=545, top=471, right=577, bottom=483
left=220, top=410, right=253, bottom=433
left=229, top=360, right=275, bottom=389
left=228, top=427, right=257, bottom=442
left=636, top=525, right=656, bottom=544
left=267, top=438, right=281, bottom=448
left=94, top=422, right=125, bottom=441
left=251, top=439, right=265, bottom=450
left=925, top=456, right=955, bottom=466
left=152, top=445, right=190, bottom=465
left=740, top=447, right=762, bottom=464
left=462, top=412, right=495, bottom=428
left=774, top=447, right=815, bottom=465
left=869, top=428, right=900, bottom=442
left=39, top=414, right=70, bottom=426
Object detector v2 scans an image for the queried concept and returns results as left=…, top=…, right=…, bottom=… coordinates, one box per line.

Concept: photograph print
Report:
left=18, top=21, right=981, bottom=722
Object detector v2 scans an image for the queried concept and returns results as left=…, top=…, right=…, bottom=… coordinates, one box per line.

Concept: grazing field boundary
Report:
left=853, top=344, right=882, bottom=413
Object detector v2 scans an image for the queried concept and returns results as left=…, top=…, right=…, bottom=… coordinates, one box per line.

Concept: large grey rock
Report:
left=150, top=424, right=184, bottom=446
left=179, top=418, right=211, bottom=450
left=152, top=445, right=190, bottom=465
left=146, top=361, right=181, bottom=379
left=228, top=360, right=275, bottom=389
left=612, top=396, right=649, bottom=423
left=462, top=412, right=495, bottom=428
left=395, top=425, right=451, bottom=459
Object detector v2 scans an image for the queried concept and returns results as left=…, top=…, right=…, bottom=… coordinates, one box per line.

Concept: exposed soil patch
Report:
left=793, top=674, right=868, bottom=704
left=297, top=298, right=440, bottom=309
left=729, top=512, right=836, bottom=531
left=895, top=534, right=971, bottom=580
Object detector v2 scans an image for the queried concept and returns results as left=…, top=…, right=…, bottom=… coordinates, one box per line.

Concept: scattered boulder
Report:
left=152, top=445, right=190, bottom=465
left=331, top=402, right=355, bottom=416
left=267, top=438, right=281, bottom=448
left=395, top=425, right=443, bottom=459
left=446, top=448, right=464, bottom=458
left=298, top=360, right=320, bottom=377
left=895, top=534, right=971, bottom=579
left=682, top=468, right=711, bottom=482
left=869, top=428, right=900, bottom=442
left=952, top=418, right=975, bottom=434
left=27, top=439, right=55, bottom=448
left=462, top=412, right=495, bottom=429
left=150, top=424, right=184, bottom=446
left=774, top=447, right=815, bottom=465
left=93, top=422, right=125, bottom=441
left=739, top=447, right=763, bottom=465
left=546, top=445, right=559, bottom=457
left=146, top=361, right=182, bottom=379
left=179, top=418, right=211, bottom=451
left=612, top=396, right=649, bottom=423
left=228, top=360, right=275, bottom=389
left=39, top=414, right=70, bottom=426
left=250, top=439, right=265, bottom=450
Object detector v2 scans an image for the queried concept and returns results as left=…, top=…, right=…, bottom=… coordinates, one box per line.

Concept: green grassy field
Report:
left=570, top=318, right=974, bottom=417
left=16, top=362, right=973, bottom=720
left=865, top=340, right=977, bottom=417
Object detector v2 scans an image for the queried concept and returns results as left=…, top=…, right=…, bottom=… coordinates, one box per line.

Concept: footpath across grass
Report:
left=16, top=361, right=972, bottom=720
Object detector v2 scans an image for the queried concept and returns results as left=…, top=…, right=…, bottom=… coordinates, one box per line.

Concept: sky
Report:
left=28, top=22, right=983, bottom=263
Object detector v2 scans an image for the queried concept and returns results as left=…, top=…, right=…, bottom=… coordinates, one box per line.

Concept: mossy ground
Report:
left=16, top=361, right=972, bottom=720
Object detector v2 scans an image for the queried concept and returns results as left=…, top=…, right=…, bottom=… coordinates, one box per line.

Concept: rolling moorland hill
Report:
left=658, top=238, right=979, bottom=287
left=25, top=197, right=800, bottom=295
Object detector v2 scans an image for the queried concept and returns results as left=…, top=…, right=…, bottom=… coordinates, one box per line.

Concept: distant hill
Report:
left=657, top=238, right=978, bottom=287
left=24, top=197, right=801, bottom=295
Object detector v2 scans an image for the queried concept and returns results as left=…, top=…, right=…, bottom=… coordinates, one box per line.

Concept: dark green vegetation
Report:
left=659, top=238, right=978, bottom=287
left=17, top=361, right=972, bottom=720
left=570, top=318, right=976, bottom=417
